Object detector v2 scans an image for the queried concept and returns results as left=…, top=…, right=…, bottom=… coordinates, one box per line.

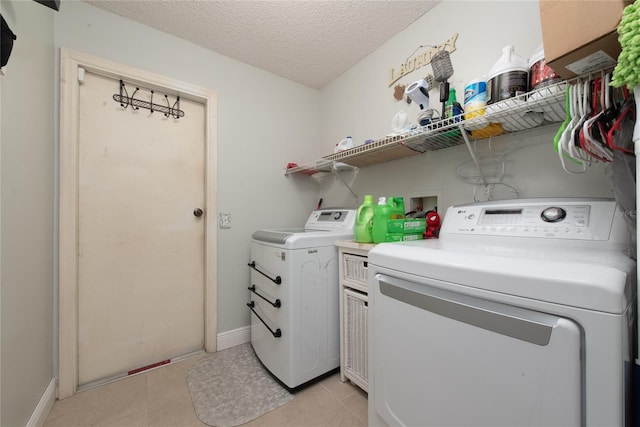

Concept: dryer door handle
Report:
left=378, top=275, right=559, bottom=346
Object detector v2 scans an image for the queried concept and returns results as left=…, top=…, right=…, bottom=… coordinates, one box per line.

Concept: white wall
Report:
left=54, top=1, right=322, bottom=333
left=1, top=1, right=55, bottom=425
left=318, top=1, right=613, bottom=211
left=53, top=0, right=617, bottom=355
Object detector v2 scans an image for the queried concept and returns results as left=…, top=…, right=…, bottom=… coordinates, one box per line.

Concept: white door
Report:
left=77, top=70, right=206, bottom=385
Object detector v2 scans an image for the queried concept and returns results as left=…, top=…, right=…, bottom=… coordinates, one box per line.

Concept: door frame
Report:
left=58, top=48, right=217, bottom=399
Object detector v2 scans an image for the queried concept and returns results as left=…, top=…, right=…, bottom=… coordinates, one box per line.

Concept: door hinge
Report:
left=77, top=67, right=86, bottom=84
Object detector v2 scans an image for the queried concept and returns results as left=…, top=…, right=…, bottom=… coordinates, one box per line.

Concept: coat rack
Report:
left=113, top=80, right=185, bottom=119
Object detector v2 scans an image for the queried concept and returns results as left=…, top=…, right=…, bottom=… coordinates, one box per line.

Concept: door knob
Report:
left=193, top=208, right=204, bottom=217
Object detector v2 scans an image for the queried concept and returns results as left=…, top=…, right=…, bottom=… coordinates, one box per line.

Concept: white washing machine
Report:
left=368, top=198, right=636, bottom=427
left=248, top=208, right=356, bottom=389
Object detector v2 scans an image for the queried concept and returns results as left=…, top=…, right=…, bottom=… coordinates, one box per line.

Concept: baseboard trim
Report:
left=26, top=377, right=57, bottom=427
left=217, top=326, right=250, bottom=351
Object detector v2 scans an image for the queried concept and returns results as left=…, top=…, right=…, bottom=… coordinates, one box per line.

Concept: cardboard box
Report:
left=539, top=0, right=629, bottom=78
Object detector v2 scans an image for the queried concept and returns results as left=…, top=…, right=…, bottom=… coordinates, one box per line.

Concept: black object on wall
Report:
left=1, top=14, right=17, bottom=68
left=34, top=0, right=60, bottom=11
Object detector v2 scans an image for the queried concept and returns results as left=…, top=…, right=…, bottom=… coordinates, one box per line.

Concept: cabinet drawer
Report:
left=343, top=253, right=368, bottom=287
left=343, top=287, right=368, bottom=392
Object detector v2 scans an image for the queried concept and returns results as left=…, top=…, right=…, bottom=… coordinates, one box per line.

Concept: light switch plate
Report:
left=219, top=213, right=231, bottom=229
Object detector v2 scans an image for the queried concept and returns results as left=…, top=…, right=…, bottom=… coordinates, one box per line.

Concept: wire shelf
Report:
left=284, top=80, right=568, bottom=175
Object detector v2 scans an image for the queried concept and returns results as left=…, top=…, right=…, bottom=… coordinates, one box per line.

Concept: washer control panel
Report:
left=441, top=199, right=622, bottom=241
left=305, top=209, right=356, bottom=231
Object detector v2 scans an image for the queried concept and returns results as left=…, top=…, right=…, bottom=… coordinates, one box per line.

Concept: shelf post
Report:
left=459, top=125, right=488, bottom=186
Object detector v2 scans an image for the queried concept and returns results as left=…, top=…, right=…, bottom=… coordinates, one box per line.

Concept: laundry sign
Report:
left=388, top=33, right=459, bottom=88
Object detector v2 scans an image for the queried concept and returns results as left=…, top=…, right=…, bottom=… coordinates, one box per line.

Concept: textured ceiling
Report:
left=82, top=0, right=440, bottom=89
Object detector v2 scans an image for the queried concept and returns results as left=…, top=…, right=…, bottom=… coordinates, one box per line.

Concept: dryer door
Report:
left=371, top=273, right=583, bottom=427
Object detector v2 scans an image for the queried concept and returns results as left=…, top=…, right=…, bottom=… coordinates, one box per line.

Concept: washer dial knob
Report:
left=541, top=207, right=566, bottom=222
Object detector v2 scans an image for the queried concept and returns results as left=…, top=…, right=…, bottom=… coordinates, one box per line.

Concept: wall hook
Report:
left=130, top=87, right=140, bottom=110
left=112, top=80, right=185, bottom=119
left=118, top=80, right=129, bottom=108
left=163, top=95, right=170, bottom=117
left=172, top=96, right=181, bottom=120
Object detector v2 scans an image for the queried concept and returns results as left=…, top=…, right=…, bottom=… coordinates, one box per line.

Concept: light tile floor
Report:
left=44, top=353, right=368, bottom=427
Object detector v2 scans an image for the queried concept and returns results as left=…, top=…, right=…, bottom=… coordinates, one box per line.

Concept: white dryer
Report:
left=368, top=198, right=636, bottom=427
left=249, top=208, right=356, bottom=389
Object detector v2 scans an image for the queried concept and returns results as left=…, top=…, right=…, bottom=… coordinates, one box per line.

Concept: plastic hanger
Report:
left=557, top=82, right=588, bottom=173
left=606, top=85, right=635, bottom=154
left=568, top=80, right=591, bottom=163
left=596, top=73, right=614, bottom=143
left=581, top=77, right=612, bottom=161
left=553, top=85, right=571, bottom=152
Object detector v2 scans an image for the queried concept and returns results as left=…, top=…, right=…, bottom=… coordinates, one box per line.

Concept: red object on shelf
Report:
left=424, top=210, right=441, bottom=239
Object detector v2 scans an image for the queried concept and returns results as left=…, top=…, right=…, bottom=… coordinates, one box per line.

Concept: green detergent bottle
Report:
left=372, top=197, right=392, bottom=244
left=390, top=197, right=405, bottom=219
left=354, top=195, right=375, bottom=243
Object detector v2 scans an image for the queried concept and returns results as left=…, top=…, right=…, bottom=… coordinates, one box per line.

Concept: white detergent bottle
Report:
left=486, top=45, right=529, bottom=105
left=334, top=136, right=354, bottom=170
left=335, top=136, right=354, bottom=152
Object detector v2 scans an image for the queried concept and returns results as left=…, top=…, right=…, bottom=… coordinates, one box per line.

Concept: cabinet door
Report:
left=343, top=288, right=368, bottom=391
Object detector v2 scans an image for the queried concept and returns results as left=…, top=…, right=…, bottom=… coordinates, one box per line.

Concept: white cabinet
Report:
left=336, top=240, right=375, bottom=393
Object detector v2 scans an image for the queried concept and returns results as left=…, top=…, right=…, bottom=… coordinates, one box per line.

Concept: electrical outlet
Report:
left=484, top=184, right=495, bottom=201
left=219, top=213, right=231, bottom=229
left=475, top=184, right=495, bottom=202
